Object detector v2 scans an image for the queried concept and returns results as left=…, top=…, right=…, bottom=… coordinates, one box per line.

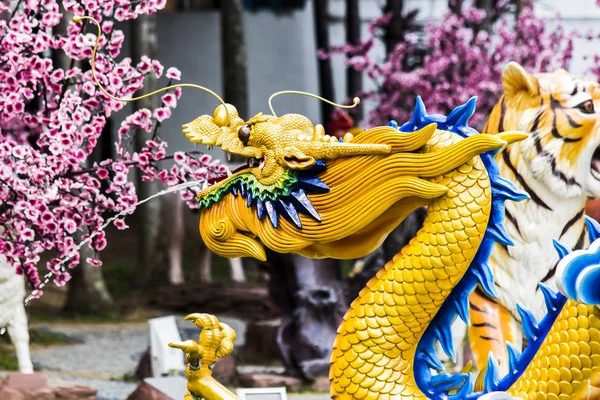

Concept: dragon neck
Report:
left=329, top=129, right=493, bottom=399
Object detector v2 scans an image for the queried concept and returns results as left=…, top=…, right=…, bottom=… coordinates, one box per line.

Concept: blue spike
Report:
left=445, top=97, right=477, bottom=129
left=538, top=282, right=561, bottom=312
left=338, top=137, right=344, bottom=142
left=434, top=325, right=456, bottom=362
left=452, top=372, right=474, bottom=400
left=240, top=183, right=247, bottom=197
left=516, top=303, right=539, bottom=341
left=297, top=175, right=329, bottom=193
left=454, top=292, right=470, bottom=326
left=486, top=222, right=514, bottom=246
left=418, top=349, right=444, bottom=371
left=387, top=120, right=399, bottom=129
left=493, top=176, right=530, bottom=202
left=307, top=159, right=327, bottom=173
left=289, top=188, right=321, bottom=222
left=401, top=96, right=427, bottom=132
left=429, top=372, right=467, bottom=391
left=232, top=184, right=239, bottom=196
left=484, top=353, right=499, bottom=391
left=585, top=215, right=600, bottom=242
left=471, top=262, right=498, bottom=298
left=552, top=239, right=572, bottom=260
left=264, top=200, right=278, bottom=228
left=277, top=199, right=302, bottom=229
left=246, top=190, right=253, bottom=207
left=256, top=199, right=265, bottom=220
left=506, top=342, right=521, bottom=374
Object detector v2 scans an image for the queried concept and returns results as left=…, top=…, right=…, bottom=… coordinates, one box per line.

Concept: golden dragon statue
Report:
left=169, top=97, right=600, bottom=400
left=72, top=15, right=600, bottom=400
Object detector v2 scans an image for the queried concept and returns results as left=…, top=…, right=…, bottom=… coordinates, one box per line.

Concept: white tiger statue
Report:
left=0, top=256, right=33, bottom=374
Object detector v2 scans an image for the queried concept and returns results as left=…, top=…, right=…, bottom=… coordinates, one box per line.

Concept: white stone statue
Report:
left=0, top=255, right=33, bottom=374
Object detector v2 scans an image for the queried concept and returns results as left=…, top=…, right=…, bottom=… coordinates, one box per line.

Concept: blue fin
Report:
left=387, top=120, right=399, bottom=129
left=401, top=96, right=427, bottom=132
left=552, top=239, right=572, bottom=260
left=493, top=176, right=530, bottom=202
left=486, top=222, right=514, bottom=247
left=484, top=353, right=499, bottom=391
left=264, top=200, right=278, bottom=228
left=434, top=325, right=456, bottom=362
left=516, top=304, right=539, bottom=341
left=297, top=175, right=329, bottom=193
left=290, top=188, right=321, bottom=222
left=277, top=199, right=302, bottom=229
left=256, top=199, right=265, bottom=220
left=232, top=184, right=239, bottom=196
left=454, top=292, right=470, bottom=326
left=585, top=215, right=600, bottom=242
left=538, top=282, right=562, bottom=312
left=506, top=342, right=521, bottom=374
left=418, top=349, right=444, bottom=371
left=240, top=183, right=247, bottom=197
left=445, top=97, right=477, bottom=129
left=429, top=372, right=467, bottom=391
left=472, top=262, right=498, bottom=298
left=246, top=191, right=253, bottom=207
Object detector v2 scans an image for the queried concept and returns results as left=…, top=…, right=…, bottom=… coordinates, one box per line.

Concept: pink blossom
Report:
left=166, top=67, right=181, bottom=80
left=0, top=0, right=223, bottom=298
left=153, top=107, right=171, bottom=122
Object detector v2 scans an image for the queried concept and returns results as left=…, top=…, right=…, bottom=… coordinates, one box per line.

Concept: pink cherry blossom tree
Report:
left=0, top=0, right=224, bottom=300
left=320, top=0, right=580, bottom=128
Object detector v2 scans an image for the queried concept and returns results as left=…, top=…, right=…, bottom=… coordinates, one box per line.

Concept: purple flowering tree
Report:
left=0, top=0, right=224, bottom=302
left=320, top=0, right=578, bottom=128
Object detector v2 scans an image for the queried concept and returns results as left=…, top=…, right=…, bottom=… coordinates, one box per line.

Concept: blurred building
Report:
left=113, top=0, right=600, bottom=161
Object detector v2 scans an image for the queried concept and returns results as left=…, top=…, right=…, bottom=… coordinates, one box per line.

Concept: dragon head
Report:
left=186, top=101, right=524, bottom=261
left=183, top=103, right=391, bottom=185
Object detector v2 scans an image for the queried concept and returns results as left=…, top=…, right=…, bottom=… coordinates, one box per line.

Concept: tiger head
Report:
left=487, top=62, right=600, bottom=199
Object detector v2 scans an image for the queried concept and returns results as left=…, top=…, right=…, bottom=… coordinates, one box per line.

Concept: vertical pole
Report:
left=345, top=0, right=362, bottom=121
left=313, top=0, right=335, bottom=126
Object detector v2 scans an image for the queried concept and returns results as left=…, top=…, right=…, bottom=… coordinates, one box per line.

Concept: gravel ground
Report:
left=32, top=324, right=148, bottom=379
left=31, top=323, right=148, bottom=399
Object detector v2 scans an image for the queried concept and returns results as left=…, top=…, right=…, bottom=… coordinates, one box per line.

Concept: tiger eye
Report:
left=238, top=125, right=251, bottom=145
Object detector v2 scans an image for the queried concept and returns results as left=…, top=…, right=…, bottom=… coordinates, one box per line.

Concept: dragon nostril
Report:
left=238, top=125, right=251, bottom=145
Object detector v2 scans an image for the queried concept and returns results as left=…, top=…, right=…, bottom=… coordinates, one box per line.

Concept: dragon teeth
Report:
left=226, top=152, right=232, bottom=161
left=226, top=167, right=232, bottom=177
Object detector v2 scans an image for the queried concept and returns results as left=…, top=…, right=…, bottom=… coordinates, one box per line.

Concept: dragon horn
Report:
left=184, top=313, right=220, bottom=329
left=168, top=340, right=202, bottom=355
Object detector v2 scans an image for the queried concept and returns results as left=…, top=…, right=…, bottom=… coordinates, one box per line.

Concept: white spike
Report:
left=227, top=152, right=232, bottom=162
left=226, top=167, right=232, bottom=177
left=202, top=180, right=209, bottom=190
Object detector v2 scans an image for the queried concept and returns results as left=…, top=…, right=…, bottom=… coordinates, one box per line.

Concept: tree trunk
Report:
left=130, top=15, right=162, bottom=285
left=384, top=0, right=405, bottom=56
left=345, top=0, right=362, bottom=121
left=199, top=247, right=213, bottom=283
left=313, top=0, right=335, bottom=126
left=168, top=194, right=185, bottom=285
left=63, top=229, right=113, bottom=315
left=474, top=0, right=493, bottom=32
left=220, top=0, right=249, bottom=119
left=265, top=252, right=345, bottom=379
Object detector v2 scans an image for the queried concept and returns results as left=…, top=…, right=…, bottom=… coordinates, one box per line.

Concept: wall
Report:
left=112, top=0, right=600, bottom=166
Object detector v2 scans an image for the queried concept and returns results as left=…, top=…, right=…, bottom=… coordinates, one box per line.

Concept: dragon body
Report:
left=170, top=96, right=600, bottom=399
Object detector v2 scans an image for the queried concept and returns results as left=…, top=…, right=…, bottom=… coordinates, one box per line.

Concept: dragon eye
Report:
left=238, top=125, right=251, bottom=145
left=576, top=99, right=595, bottom=114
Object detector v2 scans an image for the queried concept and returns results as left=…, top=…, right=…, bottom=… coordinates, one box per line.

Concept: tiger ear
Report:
left=502, top=62, right=539, bottom=97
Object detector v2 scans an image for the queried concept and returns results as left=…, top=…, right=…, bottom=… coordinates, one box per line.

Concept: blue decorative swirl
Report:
left=555, top=216, right=600, bottom=305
